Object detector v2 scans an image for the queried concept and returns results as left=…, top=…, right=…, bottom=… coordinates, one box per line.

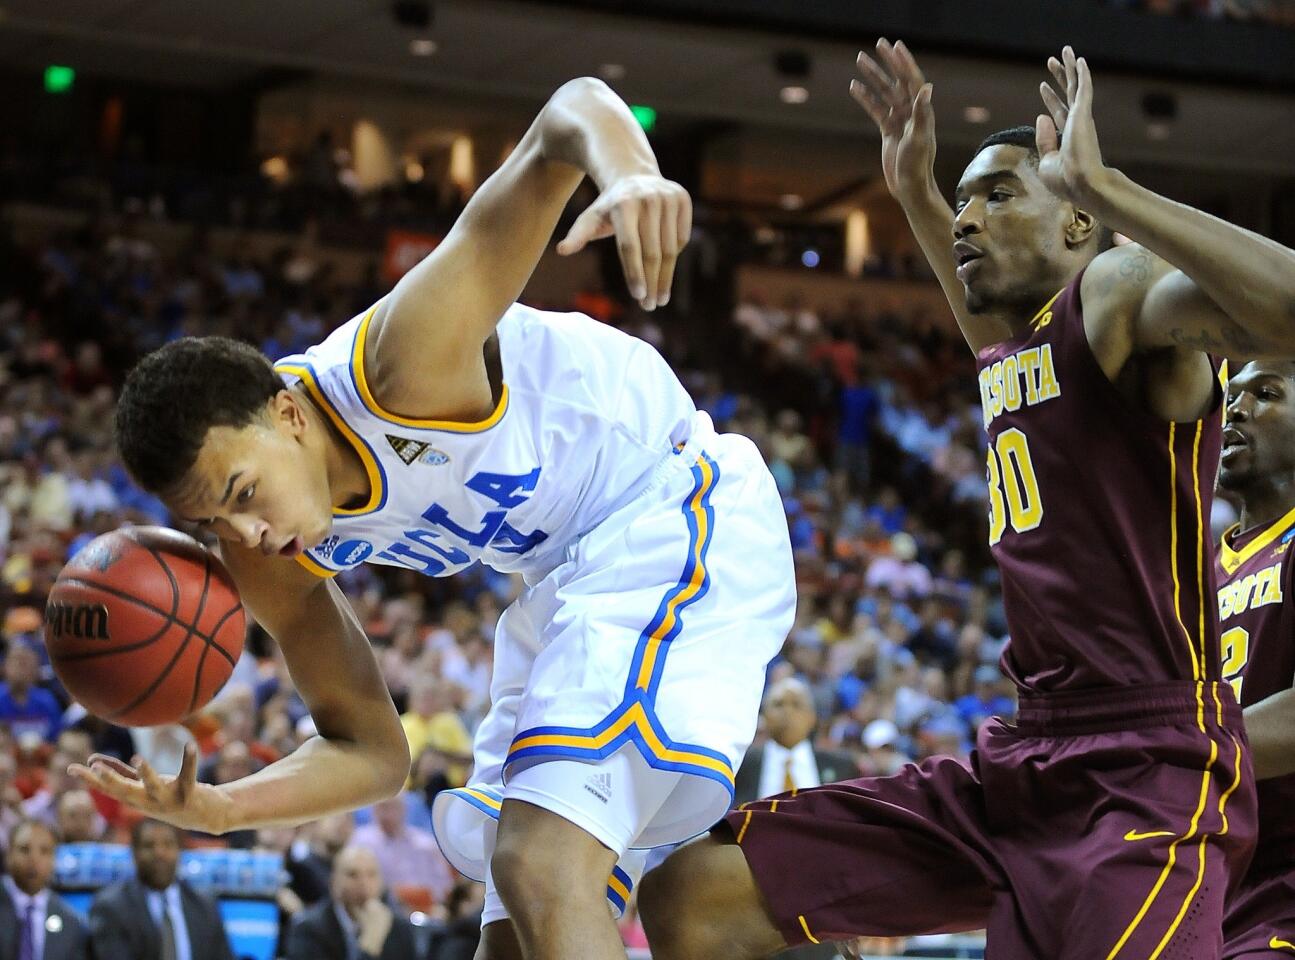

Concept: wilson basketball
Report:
left=45, top=526, right=245, bottom=727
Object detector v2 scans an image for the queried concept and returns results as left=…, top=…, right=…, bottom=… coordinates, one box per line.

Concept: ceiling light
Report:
left=801, top=249, right=821, bottom=268
left=410, top=38, right=437, bottom=56
left=780, top=85, right=809, bottom=105
left=599, top=63, right=626, bottom=81
left=962, top=105, right=991, bottom=124
left=779, top=194, right=803, bottom=210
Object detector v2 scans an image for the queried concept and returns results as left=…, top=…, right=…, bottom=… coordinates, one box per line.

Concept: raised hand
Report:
left=1036, top=46, right=1111, bottom=205
left=556, top=173, right=692, bottom=312
left=849, top=38, right=937, bottom=201
left=70, top=742, right=233, bottom=834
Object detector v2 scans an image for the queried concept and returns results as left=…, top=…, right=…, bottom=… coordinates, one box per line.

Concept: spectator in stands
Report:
left=400, top=673, right=472, bottom=787
left=20, top=752, right=75, bottom=825
left=286, top=845, right=417, bottom=960
left=287, top=812, right=354, bottom=907
left=88, top=819, right=234, bottom=960
left=53, top=789, right=103, bottom=843
left=955, top=665, right=1017, bottom=734
left=1, top=819, right=89, bottom=960
left=0, top=642, right=61, bottom=747
left=733, top=677, right=857, bottom=806
left=351, top=795, right=455, bottom=911
left=0, top=751, right=23, bottom=852
left=426, top=882, right=485, bottom=960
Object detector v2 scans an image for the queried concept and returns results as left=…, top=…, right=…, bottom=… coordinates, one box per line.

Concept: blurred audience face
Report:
left=763, top=678, right=816, bottom=749
left=313, top=812, right=354, bottom=857
left=56, top=788, right=99, bottom=842
left=56, top=729, right=94, bottom=765
left=408, top=676, right=449, bottom=717
left=8, top=821, right=56, bottom=895
left=4, top=644, right=38, bottom=692
left=373, top=796, right=405, bottom=837
left=133, top=820, right=182, bottom=890
left=215, top=740, right=254, bottom=783
left=332, top=845, right=383, bottom=912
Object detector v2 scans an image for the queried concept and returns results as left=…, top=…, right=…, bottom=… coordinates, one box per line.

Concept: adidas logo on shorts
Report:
left=584, top=772, right=613, bottom=804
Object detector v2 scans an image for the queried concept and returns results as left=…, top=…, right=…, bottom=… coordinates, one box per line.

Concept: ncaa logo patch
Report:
left=334, top=539, right=374, bottom=566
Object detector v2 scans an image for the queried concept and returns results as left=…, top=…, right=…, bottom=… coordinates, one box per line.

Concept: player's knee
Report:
left=638, top=846, right=715, bottom=957
left=491, top=816, right=609, bottom=913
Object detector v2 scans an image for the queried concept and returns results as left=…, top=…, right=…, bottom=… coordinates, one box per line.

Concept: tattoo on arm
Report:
left=1118, top=250, right=1153, bottom=285
left=1167, top=324, right=1262, bottom=354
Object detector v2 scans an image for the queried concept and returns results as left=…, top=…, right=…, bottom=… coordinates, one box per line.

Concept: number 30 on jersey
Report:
left=986, top=428, right=1043, bottom=545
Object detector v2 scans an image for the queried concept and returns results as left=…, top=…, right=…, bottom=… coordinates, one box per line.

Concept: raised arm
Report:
left=1039, top=48, right=1295, bottom=363
left=73, top=547, right=410, bottom=833
left=365, top=77, right=689, bottom=419
left=850, top=40, right=1011, bottom=353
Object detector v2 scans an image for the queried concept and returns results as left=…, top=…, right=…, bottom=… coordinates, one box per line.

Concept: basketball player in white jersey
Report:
left=79, top=78, right=796, bottom=960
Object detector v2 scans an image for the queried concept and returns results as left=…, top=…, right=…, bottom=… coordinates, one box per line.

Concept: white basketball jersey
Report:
left=274, top=301, right=698, bottom=582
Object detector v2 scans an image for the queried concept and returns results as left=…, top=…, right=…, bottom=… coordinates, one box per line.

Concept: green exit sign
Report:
left=630, top=104, right=657, bottom=133
left=44, top=65, right=75, bottom=93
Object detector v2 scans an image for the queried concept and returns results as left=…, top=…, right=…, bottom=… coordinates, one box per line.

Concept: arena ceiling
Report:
left=1, top=0, right=1293, bottom=176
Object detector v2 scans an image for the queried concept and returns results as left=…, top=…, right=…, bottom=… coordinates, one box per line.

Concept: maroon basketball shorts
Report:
left=1223, top=854, right=1295, bottom=959
left=721, top=681, right=1257, bottom=960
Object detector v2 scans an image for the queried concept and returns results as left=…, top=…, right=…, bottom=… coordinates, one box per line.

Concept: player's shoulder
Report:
left=1079, top=244, right=1176, bottom=325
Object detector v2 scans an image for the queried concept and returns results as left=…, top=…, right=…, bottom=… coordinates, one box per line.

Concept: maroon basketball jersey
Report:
left=1216, top=510, right=1295, bottom=867
left=975, top=270, right=1222, bottom=693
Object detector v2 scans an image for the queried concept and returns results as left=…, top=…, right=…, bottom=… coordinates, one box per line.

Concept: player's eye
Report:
left=989, top=190, right=1012, bottom=203
left=237, top=485, right=256, bottom=504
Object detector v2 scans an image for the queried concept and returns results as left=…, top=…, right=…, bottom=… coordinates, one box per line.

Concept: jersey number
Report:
left=987, top=428, right=1043, bottom=546
left=1220, top=626, right=1249, bottom=700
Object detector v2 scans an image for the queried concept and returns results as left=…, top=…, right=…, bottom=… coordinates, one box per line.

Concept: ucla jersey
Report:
left=274, top=301, right=698, bottom=582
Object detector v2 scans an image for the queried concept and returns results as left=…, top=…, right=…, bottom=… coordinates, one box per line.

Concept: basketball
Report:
left=44, top=526, right=245, bottom=728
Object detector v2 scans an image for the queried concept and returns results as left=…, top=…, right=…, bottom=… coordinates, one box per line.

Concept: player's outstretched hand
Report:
left=1037, top=46, right=1111, bottom=206
left=70, top=742, right=232, bottom=834
left=850, top=38, right=937, bottom=202
left=556, top=173, right=691, bottom=312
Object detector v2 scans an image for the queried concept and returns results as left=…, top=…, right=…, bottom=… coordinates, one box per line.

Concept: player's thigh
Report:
left=639, top=833, right=788, bottom=960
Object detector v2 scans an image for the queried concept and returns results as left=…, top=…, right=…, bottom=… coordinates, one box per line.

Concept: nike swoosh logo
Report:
left=1123, top=829, right=1175, bottom=842
left=1271, top=937, right=1295, bottom=951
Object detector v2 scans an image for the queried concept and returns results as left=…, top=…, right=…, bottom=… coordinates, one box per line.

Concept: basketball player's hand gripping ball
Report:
left=555, top=173, right=691, bottom=311
left=1036, top=46, right=1111, bottom=207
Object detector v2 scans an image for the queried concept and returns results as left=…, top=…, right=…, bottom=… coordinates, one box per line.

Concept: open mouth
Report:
left=953, top=241, right=983, bottom=280
left=278, top=535, right=304, bottom=558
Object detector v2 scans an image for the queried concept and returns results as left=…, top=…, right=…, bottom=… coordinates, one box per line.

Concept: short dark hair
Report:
left=131, top=818, right=183, bottom=848
left=974, top=125, right=1113, bottom=251
left=115, top=338, right=284, bottom=496
left=976, top=125, right=1043, bottom=162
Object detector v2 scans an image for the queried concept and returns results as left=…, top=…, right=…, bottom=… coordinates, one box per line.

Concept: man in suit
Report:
left=88, top=819, right=234, bottom=960
left=0, top=819, right=89, bottom=960
left=732, top=677, right=857, bottom=807
left=285, top=845, right=417, bottom=960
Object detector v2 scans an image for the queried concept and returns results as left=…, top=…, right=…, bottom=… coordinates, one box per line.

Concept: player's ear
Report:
left=1066, top=206, right=1098, bottom=249
left=270, top=389, right=308, bottom=437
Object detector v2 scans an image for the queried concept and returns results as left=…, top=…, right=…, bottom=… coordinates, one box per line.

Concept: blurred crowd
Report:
left=0, top=196, right=1013, bottom=958
left=1105, top=0, right=1295, bottom=24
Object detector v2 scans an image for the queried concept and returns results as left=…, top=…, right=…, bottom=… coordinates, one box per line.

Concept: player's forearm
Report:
left=215, top=729, right=409, bottom=832
left=537, top=77, right=659, bottom=189
left=1243, top=687, right=1295, bottom=780
left=899, top=182, right=1001, bottom=352
left=1081, top=168, right=1295, bottom=348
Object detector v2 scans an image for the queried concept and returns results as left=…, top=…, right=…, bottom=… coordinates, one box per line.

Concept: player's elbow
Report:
left=372, top=726, right=412, bottom=797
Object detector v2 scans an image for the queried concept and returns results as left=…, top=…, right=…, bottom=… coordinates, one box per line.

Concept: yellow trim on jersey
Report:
left=1029, top=287, right=1065, bottom=330
left=1190, top=423, right=1206, bottom=681
left=461, top=786, right=503, bottom=812
left=1218, top=504, right=1295, bottom=575
left=606, top=871, right=631, bottom=904
left=351, top=304, right=510, bottom=432
left=797, top=916, right=821, bottom=945
left=1149, top=691, right=1243, bottom=959
left=295, top=552, right=340, bottom=578
left=1272, top=936, right=1295, bottom=951
left=275, top=362, right=386, bottom=516
left=506, top=700, right=736, bottom=784
left=1104, top=723, right=1219, bottom=960
left=1167, top=423, right=1202, bottom=688
left=631, top=455, right=716, bottom=691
